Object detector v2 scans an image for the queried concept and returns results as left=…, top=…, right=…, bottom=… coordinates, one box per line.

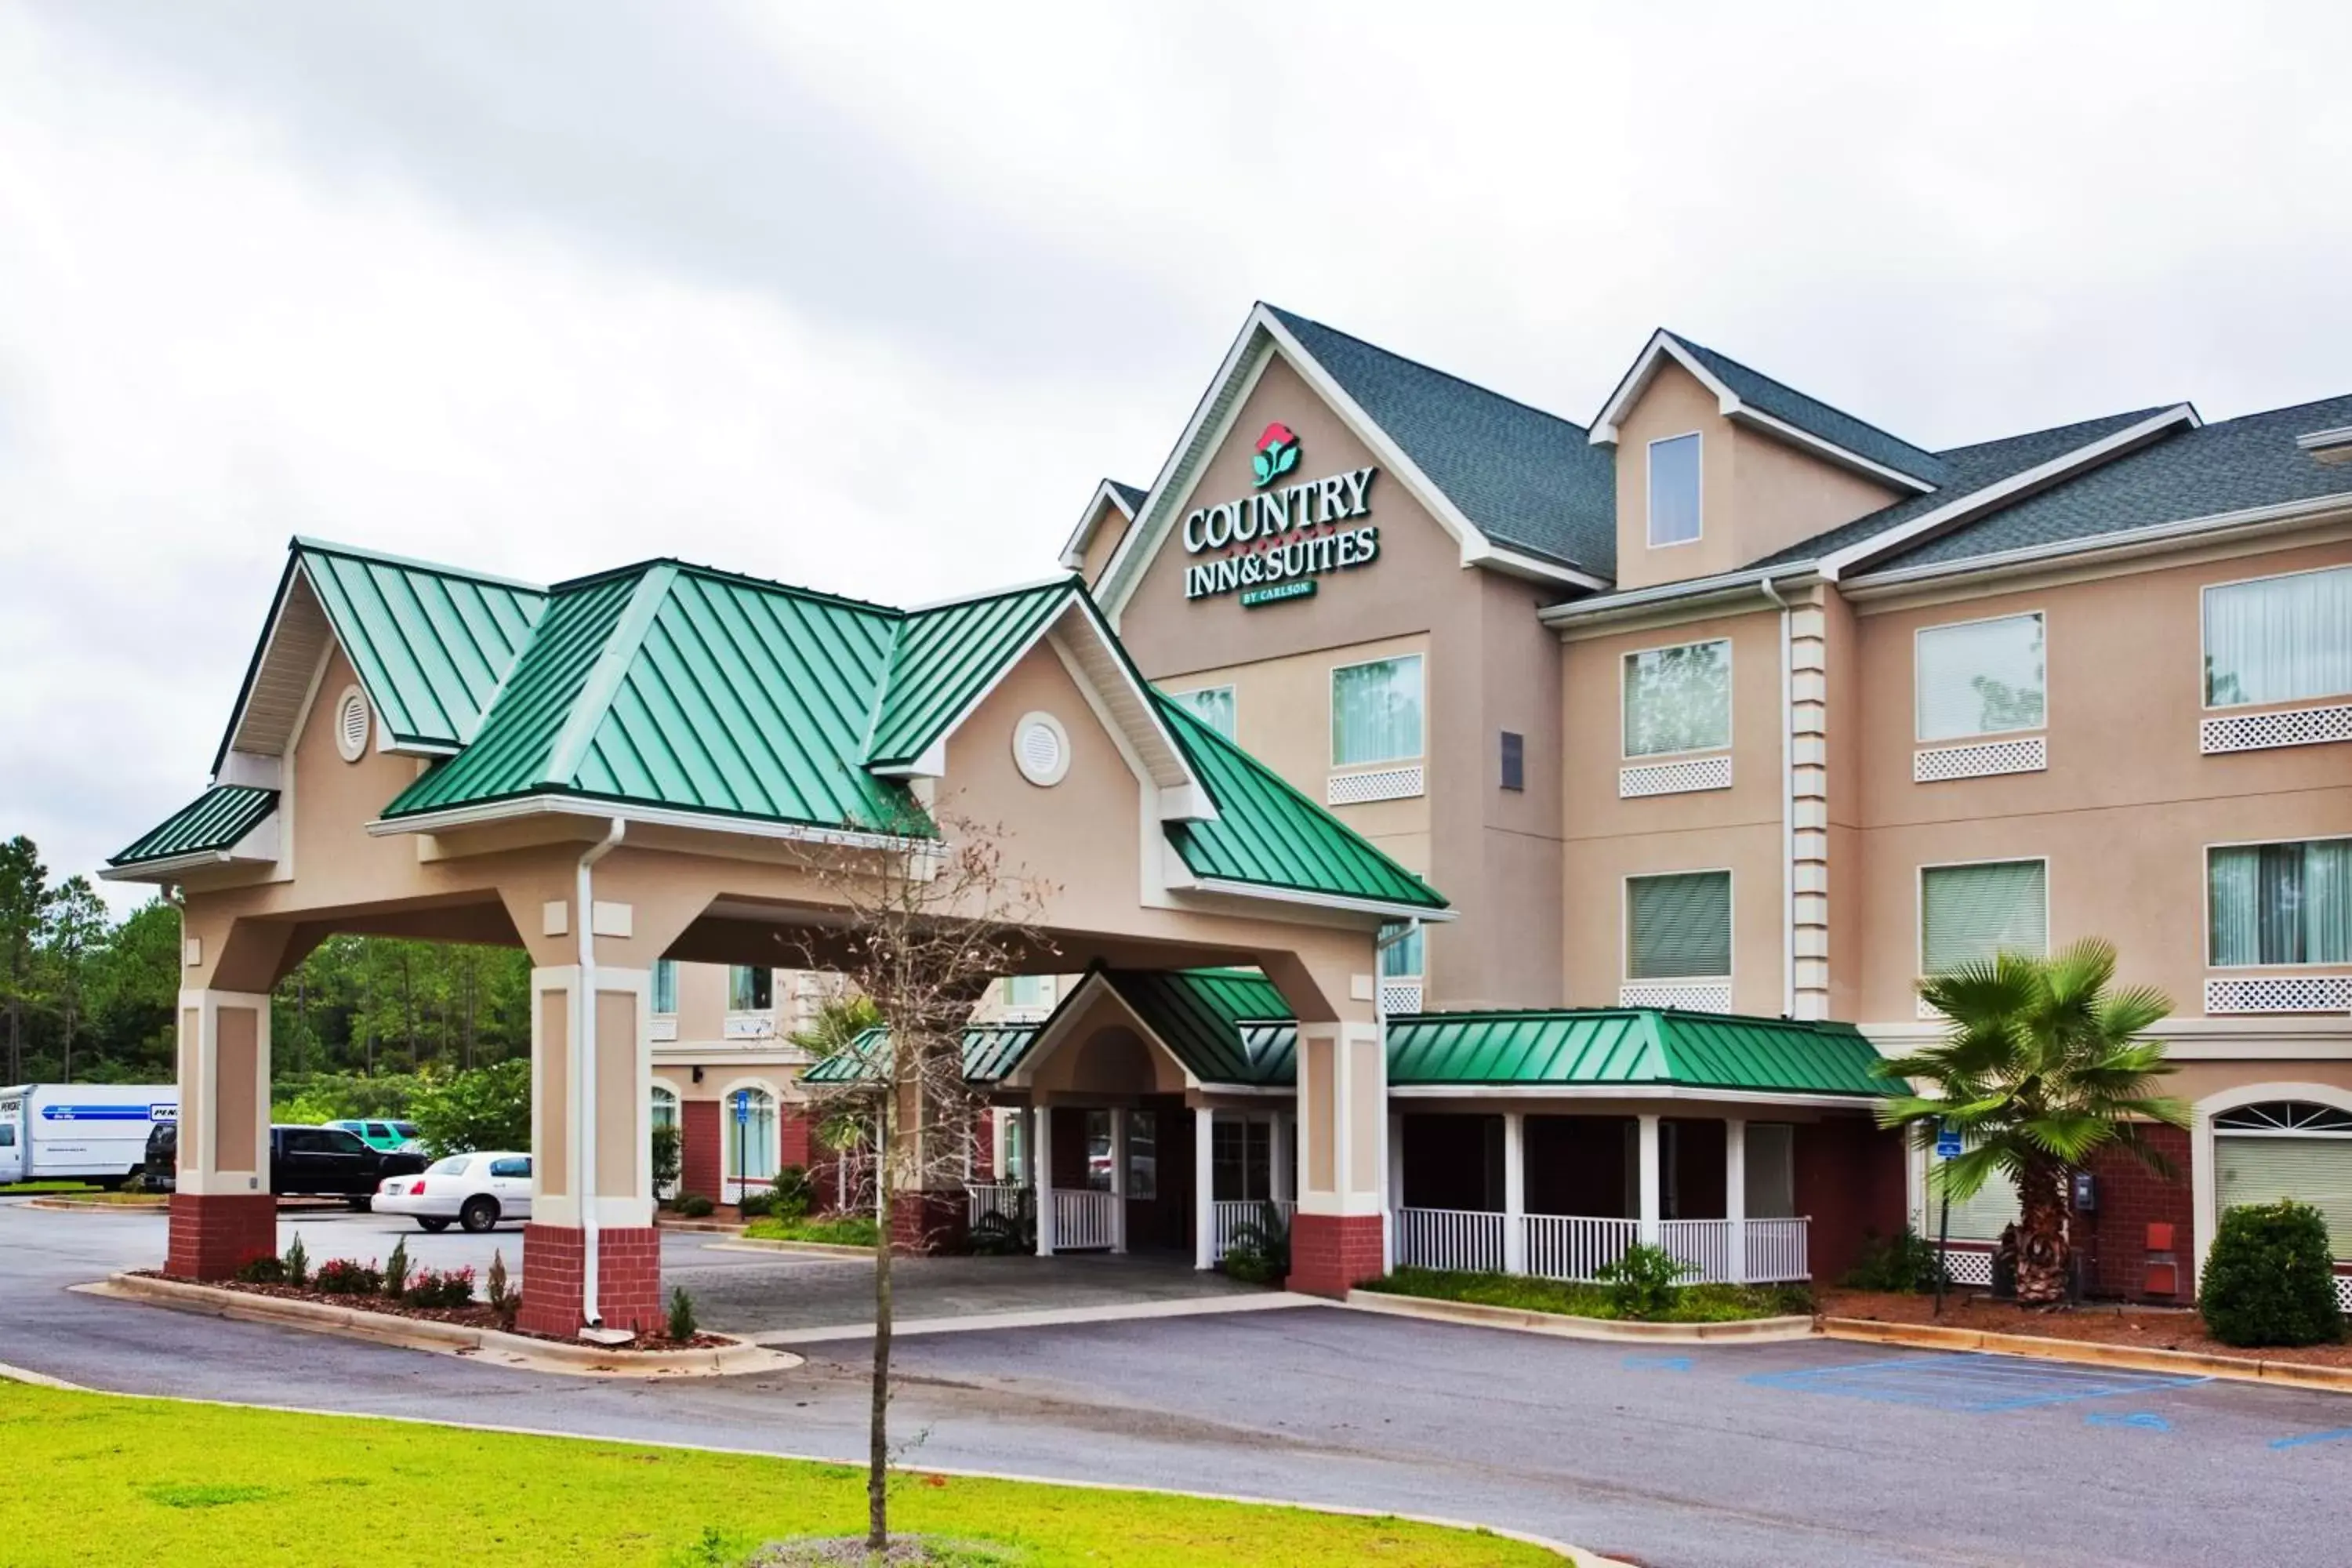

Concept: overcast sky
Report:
left=5, top=2, right=2348, bottom=908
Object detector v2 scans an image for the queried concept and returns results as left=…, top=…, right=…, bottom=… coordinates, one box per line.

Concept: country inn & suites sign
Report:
left=1181, top=422, right=1380, bottom=607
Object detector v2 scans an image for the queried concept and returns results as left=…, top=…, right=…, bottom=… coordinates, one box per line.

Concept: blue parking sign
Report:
left=733, top=1089, right=751, bottom=1124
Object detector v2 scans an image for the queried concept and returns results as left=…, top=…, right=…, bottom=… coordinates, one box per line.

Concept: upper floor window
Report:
left=1332, top=655, right=1423, bottom=767
left=1917, top=612, right=2045, bottom=741
left=1647, top=432, right=1703, bottom=547
left=728, top=965, right=772, bottom=1012
left=2210, top=838, right=2350, bottom=967
left=1626, top=870, right=1731, bottom=980
left=1004, top=974, right=1052, bottom=1008
left=1381, top=922, right=1425, bottom=978
left=1623, top=639, right=1730, bottom=757
left=1921, top=859, right=2047, bottom=976
left=652, top=959, right=678, bottom=1016
left=1171, top=684, right=1237, bottom=742
left=2204, top=563, right=2352, bottom=708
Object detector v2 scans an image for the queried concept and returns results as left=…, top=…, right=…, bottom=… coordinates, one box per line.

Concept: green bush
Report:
left=667, top=1285, right=699, bottom=1343
left=744, top=1214, right=880, bottom=1247
left=384, top=1236, right=412, bottom=1299
left=1595, top=1243, right=1693, bottom=1319
left=408, top=1060, right=531, bottom=1157
left=2202, top=1200, right=2343, bottom=1348
left=675, top=1193, right=716, bottom=1219
left=281, top=1232, right=310, bottom=1289
left=234, top=1256, right=285, bottom=1285
left=311, top=1258, right=382, bottom=1295
left=649, top=1124, right=682, bottom=1198
left=735, top=1190, right=775, bottom=1219
left=404, top=1266, right=477, bottom=1310
left=1843, top=1226, right=1943, bottom=1293
left=1220, top=1200, right=1292, bottom=1286
left=485, top=1250, right=518, bottom=1330
left=771, top=1164, right=815, bottom=1220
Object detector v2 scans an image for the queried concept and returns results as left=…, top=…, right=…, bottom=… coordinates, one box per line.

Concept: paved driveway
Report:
left=5, top=1199, right=2350, bottom=1566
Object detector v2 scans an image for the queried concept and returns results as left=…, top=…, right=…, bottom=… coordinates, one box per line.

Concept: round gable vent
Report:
left=334, top=686, right=372, bottom=763
left=1012, top=711, right=1069, bottom=787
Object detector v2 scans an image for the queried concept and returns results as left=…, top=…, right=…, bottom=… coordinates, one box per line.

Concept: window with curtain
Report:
left=652, top=959, right=677, bottom=1015
left=1126, top=1110, right=1158, bottom=1200
left=1381, top=922, right=1425, bottom=978
left=2209, top=839, right=2351, bottom=966
left=1004, top=974, right=1052, bottom=1007
left=1744, top=1123, right=1796, bottom=1219
left=1627, top=871, right=1732, bottom=979
left=728, top=965, right=773, bottom=1011
left=1331, top=655, right=1424, bottom=766
left=1921, top=860, right=2048, bottom=975
left=1648, top=432, right=1702, bottom=546
left=2204, top=564, right=2352, bottom=707
left=1623, top=639, right=1731, bottom=757
left=1916, top=612, right=2045, bottom=741
left=1171, top=684, right=1236, bottom=741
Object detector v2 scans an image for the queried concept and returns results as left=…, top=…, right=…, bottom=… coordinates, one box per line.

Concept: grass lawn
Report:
left=744, top=1215, right=882, bottom=1247
left=1, top=1382, right=1562, bottom=1566
left=1364, top=1267, right=1812, bottom=1323
left=0, top=1180, right=100, bottom=1195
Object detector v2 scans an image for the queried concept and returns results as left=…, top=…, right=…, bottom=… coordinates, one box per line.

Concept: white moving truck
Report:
left=0, top=1084, right=177, bottom=1188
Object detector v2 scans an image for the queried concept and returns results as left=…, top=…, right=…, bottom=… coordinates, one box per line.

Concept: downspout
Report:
left=1759, top=579, right=1796, bottom=1018
left=574, top=818, right=625, bottom=1329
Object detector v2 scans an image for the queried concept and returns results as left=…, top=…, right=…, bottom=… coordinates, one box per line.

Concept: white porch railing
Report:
left=1210, top=1198, right=1297, bottom=1263
left=1051, top=1188, right=1119, bottom=1251
left=967, top=1183, right=1030, bottom=1227
left=1393, top=1206, right=1508, bottom=1274
left=1522, top=1214, right=1639, bottom=1282
left=1392, top=1208, right=1810, bottom=1285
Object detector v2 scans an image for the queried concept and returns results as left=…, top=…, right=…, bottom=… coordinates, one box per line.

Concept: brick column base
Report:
left=518, top=1222, right=664, bottom=1338
left=681, top=1100, right=722, bottom=1204
left=165, top=1192, right=278, bottom=1281
left=890, top=1189, right=969, bottom=1255
left=1287, top=1212, right=1387, bottom=1298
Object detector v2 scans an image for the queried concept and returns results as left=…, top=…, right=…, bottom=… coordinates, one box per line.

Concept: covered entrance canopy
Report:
left=105, top=539, right=1446, bottom=1335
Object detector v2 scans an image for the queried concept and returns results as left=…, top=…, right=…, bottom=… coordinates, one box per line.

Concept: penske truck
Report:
left=0, top=1084, right=177, bottom=1188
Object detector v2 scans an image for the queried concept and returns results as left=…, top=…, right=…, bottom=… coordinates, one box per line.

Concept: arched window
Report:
left=722, top=1085, right=779, bottom=1204
left=649, top=1083, right=680, bottom=1132
left=2215, top=1100, right=2352, bottom=1261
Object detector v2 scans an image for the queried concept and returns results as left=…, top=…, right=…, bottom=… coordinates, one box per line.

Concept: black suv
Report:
left=142, top=1123, right=427, bottom=1207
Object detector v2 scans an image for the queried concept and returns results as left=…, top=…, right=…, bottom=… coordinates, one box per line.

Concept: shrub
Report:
left=384, top=1236, right=412, bottom=1299
left=650, top=1123, right=683, bottom=1198
left=1595, top=1243, right=1693, bottom=1320
left=771, top=1164, right=815, bottom=1221
left=1221, top=1201, right=1292, bottom=1286
left=485, top=1250, right=517, bottom=1329
left=312, top=1258, right=383, bottom=1295
left=404, top=1266, right=477, bottom=1310
left=1843, top=1226, right=1942, bottom=1293
left=281, top=1232, right=310, bottom=1289
left=667, top=1285, right=699, bottom=1343
left=735, top=1190, right=775, bottom=1219
left=2202, top=1200, right=2343, bottom=1348
left=676, top=1193, right=716, bottom=1219
left=235, top=1256, right=285, bottom=1285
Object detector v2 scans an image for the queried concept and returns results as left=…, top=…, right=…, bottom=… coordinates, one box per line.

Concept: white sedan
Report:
left=373, top=1151, right=533, bottom=1233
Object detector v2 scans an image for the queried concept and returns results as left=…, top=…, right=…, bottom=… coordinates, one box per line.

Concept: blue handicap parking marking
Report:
left=1745, top=1354, right=2209, bottom=1414
left=2270, top=1426, right=2352, bottom=1451
left=1621, top=1355, right=1692, bottom=1372
left=2085, top=1410, right=2171, bottom=1432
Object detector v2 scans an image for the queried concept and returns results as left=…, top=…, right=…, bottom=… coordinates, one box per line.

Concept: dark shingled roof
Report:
left=1755, top=406, right=2178, bottom=569
left=1107, top=480, right=1147, bottom=513
left=1870, top=393, right=2352, bottom=572
left=1266, top=305, right=1617, bottom=579
left=1668, top=334, right=1946, bottom=487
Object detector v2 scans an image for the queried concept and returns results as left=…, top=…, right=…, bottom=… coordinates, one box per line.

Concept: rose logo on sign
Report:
left=1250, top=422, right=1301, bottom=488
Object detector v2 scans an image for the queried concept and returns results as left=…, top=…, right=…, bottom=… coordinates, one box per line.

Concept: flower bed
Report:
left=1364, top=1266, right=1813, bottom=1324
left=1820, top=1287, right=2352, bottom=1370
left=132, top=1269, right=730, bottom=1352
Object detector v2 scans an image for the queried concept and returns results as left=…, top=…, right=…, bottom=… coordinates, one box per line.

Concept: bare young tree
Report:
left=793, top=803, right=1054, bottom=1555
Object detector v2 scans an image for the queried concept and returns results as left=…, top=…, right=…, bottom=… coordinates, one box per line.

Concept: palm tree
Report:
left=1875, top=938, right=2188, bottom=1305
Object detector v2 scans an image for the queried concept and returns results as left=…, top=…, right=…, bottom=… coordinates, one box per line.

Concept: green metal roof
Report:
left=1098, top=968, right=1297, bottom=1085
left=296, top=540, right=548, bottom=751
left=1155, top=695, right=1446, bottom=912
left=807, top=1024, right=1043, bottom=1085
left=1384, top=1009, right=1888, bottom=1096
left=866, top=583, right=1076, bottom=768
left=110, top=785, right=278, bottom=867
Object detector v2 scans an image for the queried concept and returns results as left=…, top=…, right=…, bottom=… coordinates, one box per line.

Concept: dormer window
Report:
left=1648, top=432, right=1703, bottom=547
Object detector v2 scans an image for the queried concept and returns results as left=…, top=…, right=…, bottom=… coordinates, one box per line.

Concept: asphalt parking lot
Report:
left=5, top=1198, right=2351, bottom=1566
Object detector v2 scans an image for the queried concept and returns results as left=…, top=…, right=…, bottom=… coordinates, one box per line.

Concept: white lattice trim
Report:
left=1620, top=980, right=1733, bottom=1011
left=1937, top=1246, right=1994, bottom=1287
left=1380, top=980, right=1425, bottom=1014
left=1327, top=764, right=1424, bottom=805
left=1619, top=755, right=1732, bottom=798
left=2201, top=702, right=2352, bottom=755
left=1914, top=735, right=2047, bottom=782
left=2338, top=1272, right=2352, bottom=1314
left=2205, top=975, right=2352, bottom=1014
left=650, top=1016, right=678, bottom=1042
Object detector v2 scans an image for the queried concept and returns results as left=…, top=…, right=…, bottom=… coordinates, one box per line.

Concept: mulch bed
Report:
left=131, top=1270, right=732, bottom=1351
left=748, top=1538, right=1019, bottom=1566
left=1820, top=1287, right=2352, bottom=1369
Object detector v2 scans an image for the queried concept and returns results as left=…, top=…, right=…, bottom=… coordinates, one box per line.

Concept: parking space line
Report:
left=1745, top=1353, right=2209, bottom=1414
left=2269, top=1426, right=2352, bottom=1451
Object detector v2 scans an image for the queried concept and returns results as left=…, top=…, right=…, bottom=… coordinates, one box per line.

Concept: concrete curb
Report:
left=1343, top=1290, right=1816, bottom=1343
left=25, top=1196, right=170, bottom=1214
left=757, top=1290, right=1318, bottom=1346
left=0, top=1362, right=1620, bottom=1564
left=655, top=1218, right=749, bottom=1235
left=87, top=1273, right=804, bottom=1379
left=708, top=1237, right=880, bottom=1260
left=1820, top=1316, right=2352, bottom=1393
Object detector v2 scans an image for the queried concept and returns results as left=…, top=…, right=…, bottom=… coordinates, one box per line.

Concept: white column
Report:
left=1637, top=1112, right=1662, bottom=1247
left=1033, top=1105, right=1054, bottom=1256
left=1502, top=1112, right=1527, bottom=1276
left=1109, top=1109, right=1128, bottom=1254
left=1385, top=1112, right=1405, bottom=1273
left=1193, top=1108, right=1216, bottom=1271
left=1724, top=1118, right=1748, bottom=1287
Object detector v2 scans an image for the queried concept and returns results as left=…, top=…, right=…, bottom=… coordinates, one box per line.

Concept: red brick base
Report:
left=165, top=1192, right=278, bottom=1281
left=517, top=1222, right=663, bottom=1337
left=681, top=1099, right=722, bottom=1204
left=890, top=1189, right=968, bottom=1255
left=1287, top=1212, right=1387, bottom=1298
